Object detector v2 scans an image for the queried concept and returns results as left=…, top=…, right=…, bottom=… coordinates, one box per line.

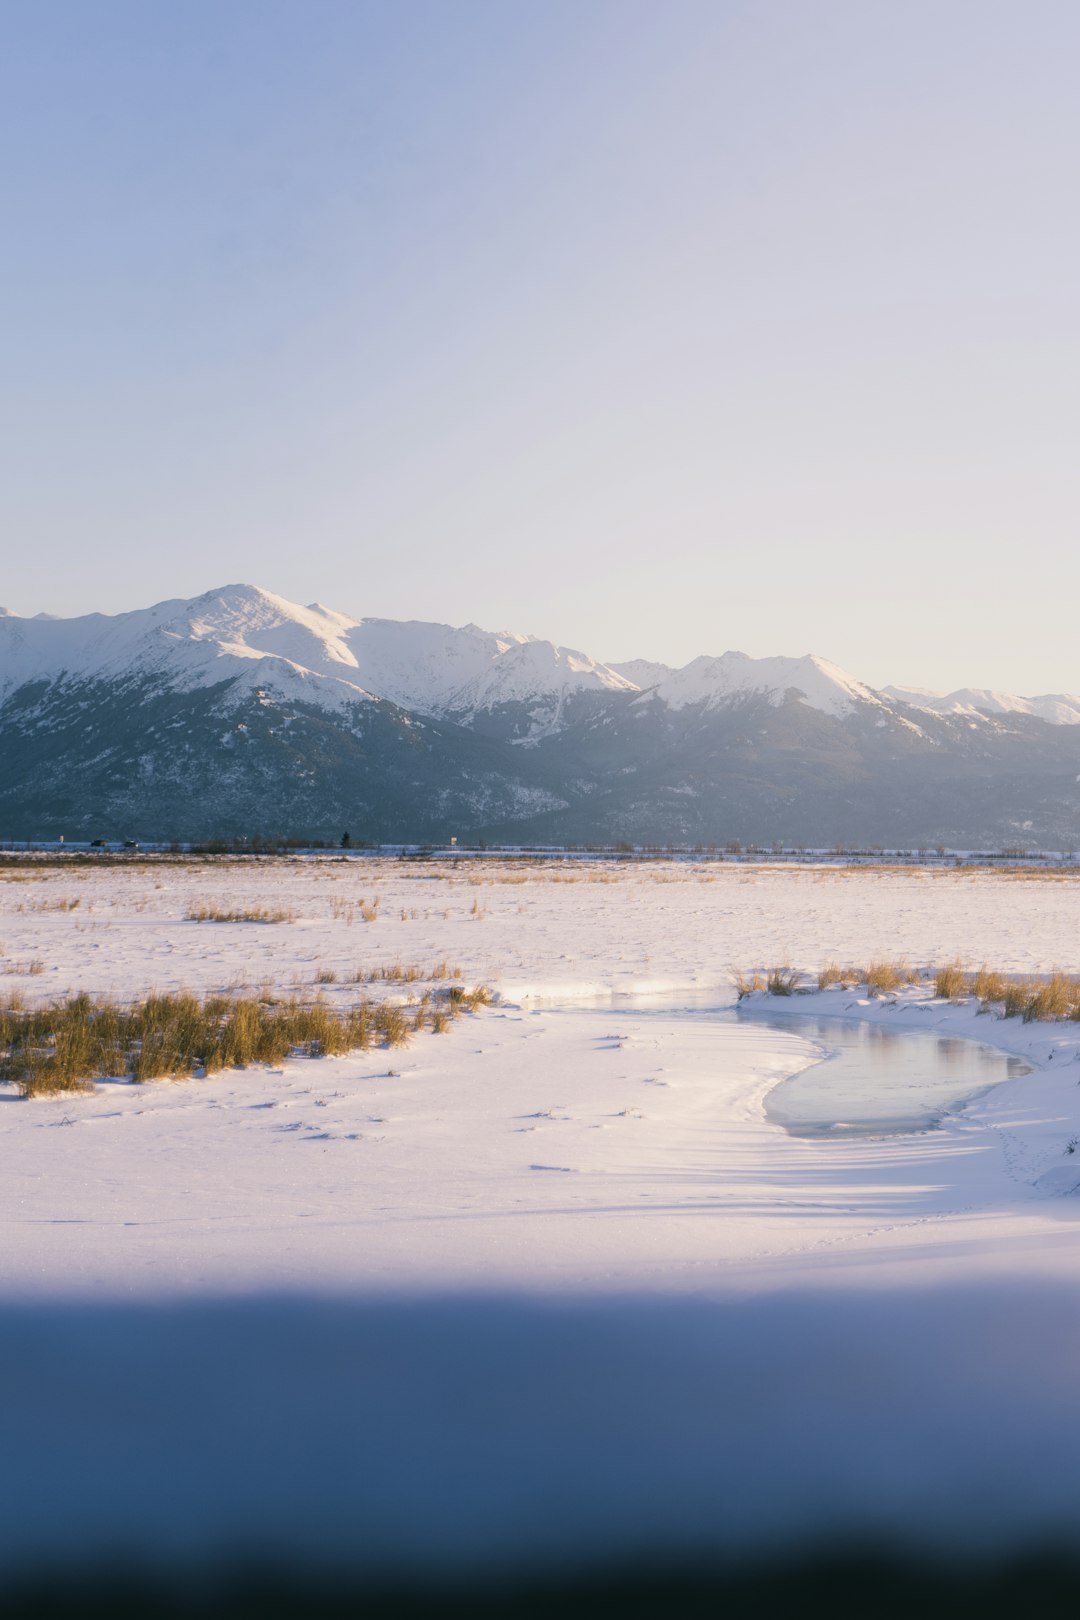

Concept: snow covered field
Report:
left=4, top=856, right=1080, bottom=1587
left=4, top=855, right=1080, bottom=1292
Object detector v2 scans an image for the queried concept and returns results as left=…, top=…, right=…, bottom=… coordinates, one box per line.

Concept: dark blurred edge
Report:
left=5, top=1553, right=1080, bottom=1619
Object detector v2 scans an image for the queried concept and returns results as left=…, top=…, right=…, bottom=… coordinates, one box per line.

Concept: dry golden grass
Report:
left=991, top=869, right=1080, bottom=883
left=972, top=968, right=1008, bottom=1002
left=863, top=961, right=912, bottom=996
left=773, top=954, right=1080, bottom=1024
left=356, top=961, right=423, bottom=984
left=0, top=983, right=490, bottom=1098
left=187, top=905, right=296, bottom=924
left=816, top=962, right=846, bottom=989
left=447, top=984, right=493, bottom=1010
left=933, top=961, right=968, bottom=1000
left=1001, top=981, right=1032, bottom=1018
left=354, top=961, right=463, bottom=984
left=766, top=966, right=801, bottom=996
left=966, top=973, right=1080, bottom=1021
left=1023, top=975, right=1079, bottom=1023
left=773, top=960, right=912, bottom=998
left=732, top=969, right=766, bottom=999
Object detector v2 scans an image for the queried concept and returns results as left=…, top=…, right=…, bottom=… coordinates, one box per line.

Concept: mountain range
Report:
left=2, top=583, right=1079, bottom=848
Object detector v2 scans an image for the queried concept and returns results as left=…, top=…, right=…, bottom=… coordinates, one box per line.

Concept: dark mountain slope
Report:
left=0, top=675, right=567, bottom=843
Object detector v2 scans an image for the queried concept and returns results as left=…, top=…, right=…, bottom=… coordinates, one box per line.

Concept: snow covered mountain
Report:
left=3, top=581, right=1076, bottom=732
left=0, top=584, right=633, bottom=735
left=0, top=587, right=381, bottom=720
left=883, top=685, right=1080, bottom=726
left=3, top=583, right=1080, bottom=846
left=607, top=658, right=674, bottom=691
left=640, top=651, right=887, bottom=719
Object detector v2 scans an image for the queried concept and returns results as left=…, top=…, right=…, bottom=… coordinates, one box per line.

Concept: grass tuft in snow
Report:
left=732, top=969, right=766, bottom=1000
left=0, top=984, right=490, bottom=1098
left=1023, top=975, right=1077, bottom=1023
left=766, top=966, right=801, bottom=996
left=817, top=962, right=847, bottom=990
left=354, top=960, right=463, bottom=985
left=776, top=958, right=1080, bottom=1025
left=933, top=961, right=968, bottom=1000
left=447, top=983, right=494, bottom=1010
left=1002, top=982, right=1033, bottom=1018
left=863, top=960, right=913, bottom=996
left=187, top=905, right=296, bottom=924
left=972, top=967, right=1008, bottom=1003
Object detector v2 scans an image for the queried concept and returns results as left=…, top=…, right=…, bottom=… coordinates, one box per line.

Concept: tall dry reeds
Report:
left=863, top=961, right=914, bottom=996
left=933, top=961, right=968, bottom=1000
left=766, top=966, right=801, bottom=996
left=0, top=982, right=490, bottom=1098
left=1022, top=975, right=1078, bottom=1023
left=187, top=905, right=295, bottom=924
left=972, top=968, right=1007, bottom=1003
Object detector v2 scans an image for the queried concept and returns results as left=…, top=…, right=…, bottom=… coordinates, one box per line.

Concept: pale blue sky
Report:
left=2, top=0, right=1078, bottom=692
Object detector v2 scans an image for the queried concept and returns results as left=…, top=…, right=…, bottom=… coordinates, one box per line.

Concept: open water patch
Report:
left=745, top=1010, right=1030, bottom=1138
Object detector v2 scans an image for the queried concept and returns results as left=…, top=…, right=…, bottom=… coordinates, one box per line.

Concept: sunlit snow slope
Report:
left=4, top=581, right=1076, bottom=728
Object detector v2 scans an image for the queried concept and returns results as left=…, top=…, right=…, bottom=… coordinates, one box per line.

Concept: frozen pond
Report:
left=748, top=1010, right=1030, bottom=1137
left=527, top=988, right=1030, bottom=1138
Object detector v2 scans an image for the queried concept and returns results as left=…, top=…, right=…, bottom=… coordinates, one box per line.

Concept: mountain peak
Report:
left=884, top=684, right=1080, bottom=726
left=643, top=649, right=883, bottom=719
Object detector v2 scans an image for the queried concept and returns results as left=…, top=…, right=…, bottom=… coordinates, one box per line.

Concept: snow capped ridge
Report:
left=2, top=584, right=1076, bottom=732
left=0, top=584, right=377, bottom=708
left=342, top=617, right=523, bottom=714
left=0, top=584, right=634, bottom=727
left=460, top=621, right=532, bottom=647
left=645, top=650, right=885, bottom=719
left=884, top=685, right=1080, bottom=726
left=157, top=584, right=367, bottom=683
left=343, top=618, right=632, bottom=726
left=609, top=658, right=674, bottom=691
left=447, top=638, right=637, bottom=728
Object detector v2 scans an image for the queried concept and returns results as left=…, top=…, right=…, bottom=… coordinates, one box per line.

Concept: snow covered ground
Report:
left=4, top=855, right=1080, bottom=1292
left=4, top=856, right=1080, bottom=1584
